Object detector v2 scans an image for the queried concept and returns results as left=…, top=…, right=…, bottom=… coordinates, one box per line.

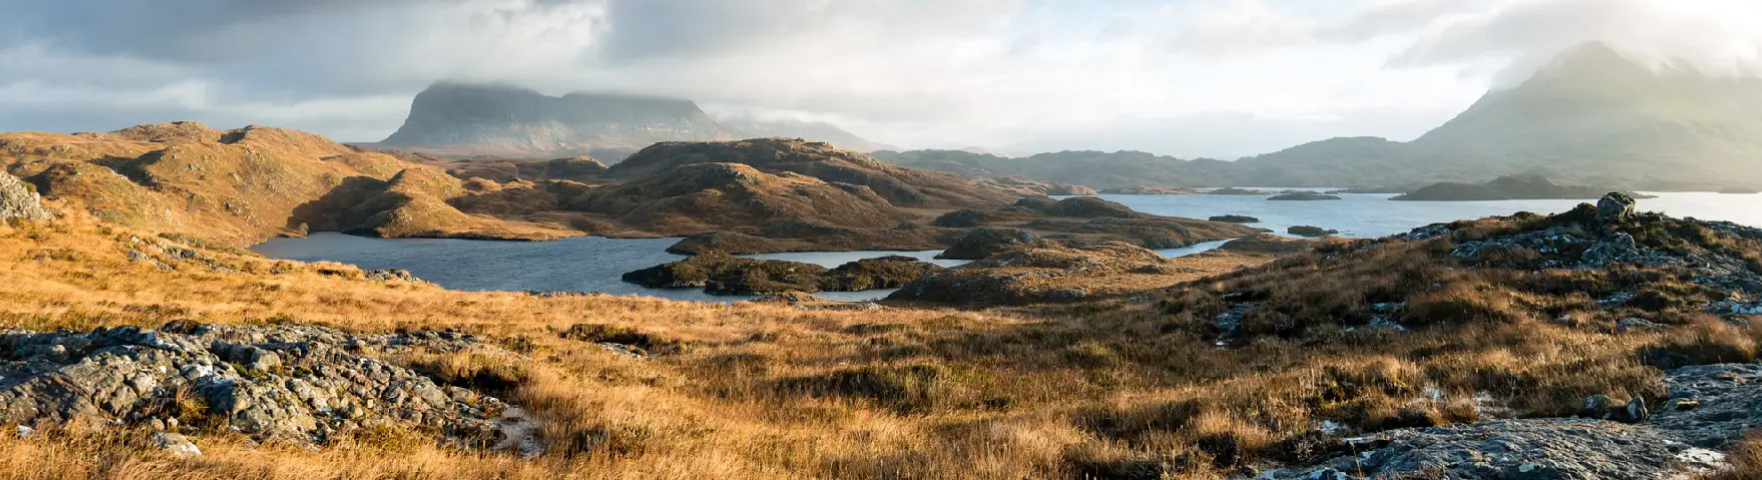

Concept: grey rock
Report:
left=366, top=269, right=422, bottom=283
left=153, top=432, right=202, bottom=458
left=0, top=322, right=526, bottom=450
left=1596, top=192, right=1636, bottom=225
left=0, top=171, right=53, bottom=223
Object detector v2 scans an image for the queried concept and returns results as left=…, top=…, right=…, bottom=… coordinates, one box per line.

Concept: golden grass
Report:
left=0, top=209, right=1756, bottom=479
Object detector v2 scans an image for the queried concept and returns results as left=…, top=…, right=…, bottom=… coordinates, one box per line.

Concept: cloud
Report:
left=1, top=0, right=1759, bottom=156
left=1390, top=0, right=1762, bottom=73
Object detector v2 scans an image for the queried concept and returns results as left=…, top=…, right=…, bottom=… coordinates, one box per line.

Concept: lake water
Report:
left=1093, top=191, right=1762, bottom=238
left=252, top=192, right=1762, bottom=301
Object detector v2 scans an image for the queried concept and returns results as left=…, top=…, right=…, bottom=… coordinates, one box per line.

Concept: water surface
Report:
left=253, top=192, right=1762, bottom=300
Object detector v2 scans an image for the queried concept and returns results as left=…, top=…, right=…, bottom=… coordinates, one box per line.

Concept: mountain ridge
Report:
left=883, top=42, right=1762, bottom=191
left=369, top=83, right=891, bottom=159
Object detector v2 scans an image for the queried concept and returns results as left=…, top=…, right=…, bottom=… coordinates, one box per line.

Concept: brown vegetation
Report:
left=5, top=173, right=1758, bottom=478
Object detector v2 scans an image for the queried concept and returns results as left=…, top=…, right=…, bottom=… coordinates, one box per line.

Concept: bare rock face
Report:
left=0, top=323, right=528, bottom=450
left=0, top=171, right=52, bottom=222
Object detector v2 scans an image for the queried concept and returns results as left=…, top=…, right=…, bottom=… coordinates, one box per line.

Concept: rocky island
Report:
left=1393, top=174, right=1651, bottom=201
left=1268, top=191, right=1342, bottom=201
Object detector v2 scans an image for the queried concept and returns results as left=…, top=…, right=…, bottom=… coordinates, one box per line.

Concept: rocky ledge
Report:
left=0, top=322, right=530, bottom=453
left=1259, top=363, right=1762, bottom=479
left=0, top=171, right=53, bottom=223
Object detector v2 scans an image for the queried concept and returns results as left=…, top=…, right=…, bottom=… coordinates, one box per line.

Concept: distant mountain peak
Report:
left=1531, top=41, right=1655, bottom=82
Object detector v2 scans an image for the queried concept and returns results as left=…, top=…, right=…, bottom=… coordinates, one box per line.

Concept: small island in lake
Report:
left=1392, top=175, right=1653, bottom=201
left=1287, top=225, right=1339, bottom=237
left=1268, top=191, right=1342, bottom=201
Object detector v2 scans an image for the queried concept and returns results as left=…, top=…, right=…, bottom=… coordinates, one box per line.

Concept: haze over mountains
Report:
left=880, top=42, right=1762, bottom=191
left=368, top=83, right=889, bottom=160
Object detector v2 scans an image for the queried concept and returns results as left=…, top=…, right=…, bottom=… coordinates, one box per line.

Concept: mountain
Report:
left=883, top=42, right=1762, bottom=191
left=372, top=83, right=729, bottom=159
left=369, top=83, right=890, bottom=159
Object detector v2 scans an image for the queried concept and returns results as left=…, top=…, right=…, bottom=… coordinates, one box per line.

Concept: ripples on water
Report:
left=252, top=192, right=1762, bottom=301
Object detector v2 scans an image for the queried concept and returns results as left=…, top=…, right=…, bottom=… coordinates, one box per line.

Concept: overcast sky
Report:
left=3, top=0, right=1760, bottom=158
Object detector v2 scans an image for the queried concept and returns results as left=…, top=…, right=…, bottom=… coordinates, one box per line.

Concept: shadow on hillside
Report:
left=286, top=176, right=392, bottom=234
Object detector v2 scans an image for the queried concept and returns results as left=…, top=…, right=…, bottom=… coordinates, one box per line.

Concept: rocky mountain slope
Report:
left=368, top=83, right=889, bottom=159
left=883, top=42, right=1762, bottom=191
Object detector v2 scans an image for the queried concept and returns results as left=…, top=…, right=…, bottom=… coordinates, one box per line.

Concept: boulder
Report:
left=1597, top=192, right=1636, bottom=225
left=938, top=228, right=1045, bottom=260
left=0, top=171, right=53, bottom=223
left=153, top=432, right=202, bottom=458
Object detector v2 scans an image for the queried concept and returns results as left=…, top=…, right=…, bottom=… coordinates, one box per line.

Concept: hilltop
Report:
left=367, top=83, right=889, bottom=159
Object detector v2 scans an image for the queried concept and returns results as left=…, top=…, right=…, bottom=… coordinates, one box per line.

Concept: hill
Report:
left=1391, top=175, right=1642, bottom=201
left=609, top=138, right=1013, bottom=209
left=0, top=122, right=572, bottom=245
left=368, top=83, right=890, bottom=159
left=882, top=42, right=1762, bottom=191
left=7, top=180, right=1762, bottom=479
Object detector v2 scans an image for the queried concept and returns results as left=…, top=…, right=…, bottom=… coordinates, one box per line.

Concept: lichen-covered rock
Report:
left=0, top=171, right=53, bottom=222
left=1264, top=363, right=1762, bottom=480
left=0, top=323, right=523, bottom=449
left=1597, top=192, right=1636, bottom=225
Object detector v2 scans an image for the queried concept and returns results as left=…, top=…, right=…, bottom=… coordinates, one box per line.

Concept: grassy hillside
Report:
left=4, top=185, right=1760, bottom=479
left=1, top=122, right=576, bottom=245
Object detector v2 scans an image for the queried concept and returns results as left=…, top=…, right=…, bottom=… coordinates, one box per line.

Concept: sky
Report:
left=3, top=0, right=1761, bottom=158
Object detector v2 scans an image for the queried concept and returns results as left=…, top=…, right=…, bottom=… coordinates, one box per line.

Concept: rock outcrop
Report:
left=0, top=322, right=527, bottom=450
left=1261, top=363, right=1762, bottom=480
left=0, top=171, right=52, bottom=222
